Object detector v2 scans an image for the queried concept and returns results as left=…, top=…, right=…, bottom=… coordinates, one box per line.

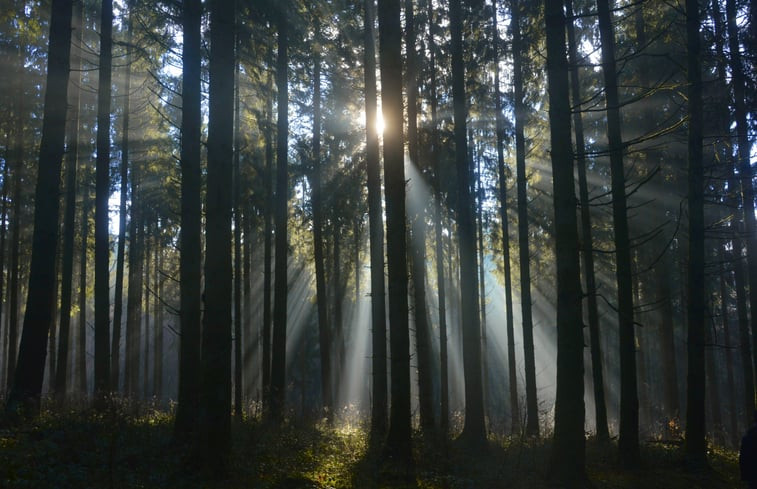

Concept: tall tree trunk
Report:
left=544, top=0, right=586, bottom=483
left=200, top=0, right=234, bottom=472
left=364, top=0, right=387, bottom=439
left=492, top=0, right=519, bottom=436
left=233, top=32, right=243, bottom=421
left=5, top=0, right=73, bottom=417
left=262, top=45, right=274, bottom=406
left=684, top=0, right=706, bottom=467
left=476, top=145, right=488, bottom=417
left=93, top=0, right=113, bottom=397
left=143, top=224, right=151, bottom=399
left=56, top=0, right=84, bottom=400
left=428, top=0, right=449, bottom=438
left=511, top=0, right=539, bottom=437
left=310, top=22, right=333, bottom=419
left=719, top=260, right=738, bottom=445
left=111, top=4, right=132, bottom=392
left=124, top=174, right=142, bottom=397
left=378, top=0, right=412, bottom=467
left=656, top=250, right=680, bottom=423
left=596, top=0, right=638, bottom=465
left=269, top=4, right=289, bottom=419
left=565, top=0, right=608, bottom=442
left=726, top=0, right=757, bottom=405
left=173, top=0, right=202, bottom=442
left=153, top=230, right=162, bottom=399
left=78, top=187, right=89, bottom=395
left=734, top=238, right=754, bottom=429
left=451, top=0, right=486, bottom=446
left=5, top=70, right=23, bottom=395
left=405, top=0, right=434, bottom=436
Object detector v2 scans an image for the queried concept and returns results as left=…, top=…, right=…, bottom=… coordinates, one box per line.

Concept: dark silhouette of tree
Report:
left=5, top=0, right=73, bottom=417
left=565, top=0, right=608, bottom=443
left=111, top=2, right=133, bottom=391
left=451, top=0, right=486, bottom=447
left=55, top=0, right=84, bottom=400
left=200, top=0, right=235, bottom=473
left=596, top=0, right=638, bottom=466
left=684, top=0, right=706, bottom=468
left=93, top=0, right=113, bottom=397
left=511, top=0, right=539, bottom=437
left=378, top=0, right=412, bottom=468
left=364, top=0, right=388, bottom=440
left=270, top=1, right=289, bottom=420
left=544, top=0, right=586, bottom=484
left=174, top=0, right=202, bottom=443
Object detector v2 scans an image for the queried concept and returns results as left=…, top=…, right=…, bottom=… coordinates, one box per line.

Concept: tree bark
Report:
left=511, top=0, right=539, bottom=437
left=269, top=4, right=289, bottom=419
left=378, top=0, right=412, bottom=468
left=5, top=0, right=73, bottom=417
left=55, top=0, right=84, bottom=400
left=111, top=3, right=132, bottom=392
left=451, top=0, right=486, bottom=446
left=200, top=0, right=235, bottom=472
left=684, top=0, right=707, bottom=467
left=364, top=0, right=388, bottom=440
left=544, top=0, right=586, bottom=483
left=174, top=0, right=202, bottom=442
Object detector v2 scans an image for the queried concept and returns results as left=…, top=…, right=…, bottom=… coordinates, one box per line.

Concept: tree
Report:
left=451, top=0, right=486, bottom=446
left=55, top=0, right=84, bottom=399
left=5, top=0, right=73, bottom=417
left=174, top=0, right=202, bottom=443
left=544, top=0, right=586, bottom=483
left=405, top=0, right=435, bottom=437
left=684, top=0, right=706, bottom=468
left=111, top=1, right=133, bottom=392
left=596, top=0, right=638, bottom=465
left=269, top=1, right=289, bottom=420
left=310, top=13, right=333, bottom=420
left=200, top=0, right=235, bottom=472
left=511, top=0, right=539, bottom=437
left=565, top=0, right=608, bottom=442
left=378, top=0, right=412, bottom=468
left=93, top=0, right=113, bottom=397
left=364, top=0, right=388, bottom=440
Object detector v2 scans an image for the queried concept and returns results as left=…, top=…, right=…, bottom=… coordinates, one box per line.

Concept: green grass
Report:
left=0, top=404, right=741, bottom=488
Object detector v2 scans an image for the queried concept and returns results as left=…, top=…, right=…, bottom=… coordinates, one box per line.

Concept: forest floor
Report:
left=0, top=400, right=742, bottom=489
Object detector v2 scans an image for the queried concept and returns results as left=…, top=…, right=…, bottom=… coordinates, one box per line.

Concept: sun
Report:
left=375, top=111, right=385, bottom=135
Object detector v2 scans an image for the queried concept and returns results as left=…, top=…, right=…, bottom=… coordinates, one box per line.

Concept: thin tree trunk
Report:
left=55, top=0, right=82, bottom=392
left=726, top=0, right=757, bottom=405
left=93, top=0, right=113, bottom=397
left=153, top=231, right=162, bottom=399
left=269, top=5, right=289, bottom=419
left=405, top=0, right=434, bottom=436
left=364, top=0, right=387, bottom=440
left=684, top=0, right=706, bottom=467
left=565, top=0, right=608, bottom=442
left=719, top=260, right=738, bottom=445
left=111, top=4, right=132, bottom=392
left=261, top=41, right=274, bottom=408
left=451, top=0, right=486, bottom=446
left=492, top=0, right=519, bottom=436
left=596, top=0, right=638, bottom=465
left=78, top=187, right=89, bottom=395
left=310, top=21, right=333, bottom=419
left=233, top=34, right=243, bottom=421
left=428, top=0, right=449, bottom=439
left=476, top=146, right=488, bottom=418
left=124, top=174, right=142, bottom=398
left=511, top=0, right=539, bottom=437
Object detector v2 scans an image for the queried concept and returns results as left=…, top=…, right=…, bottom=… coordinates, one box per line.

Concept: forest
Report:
left=0, top=0, right=755, bottom=487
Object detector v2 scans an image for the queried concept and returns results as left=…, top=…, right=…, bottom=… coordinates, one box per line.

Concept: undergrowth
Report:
left=0, top=402, right=741, bottom=488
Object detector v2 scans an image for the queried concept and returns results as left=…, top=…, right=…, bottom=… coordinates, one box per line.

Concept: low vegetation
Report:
left=0, top=401, right=741, bottom=489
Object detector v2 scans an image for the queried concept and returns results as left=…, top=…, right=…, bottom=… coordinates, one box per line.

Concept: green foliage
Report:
left=0, top=407, right=741, bottom=489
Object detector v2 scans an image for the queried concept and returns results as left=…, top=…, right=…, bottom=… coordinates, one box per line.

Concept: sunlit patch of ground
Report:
left=0, top=402, right=741, bottom=488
